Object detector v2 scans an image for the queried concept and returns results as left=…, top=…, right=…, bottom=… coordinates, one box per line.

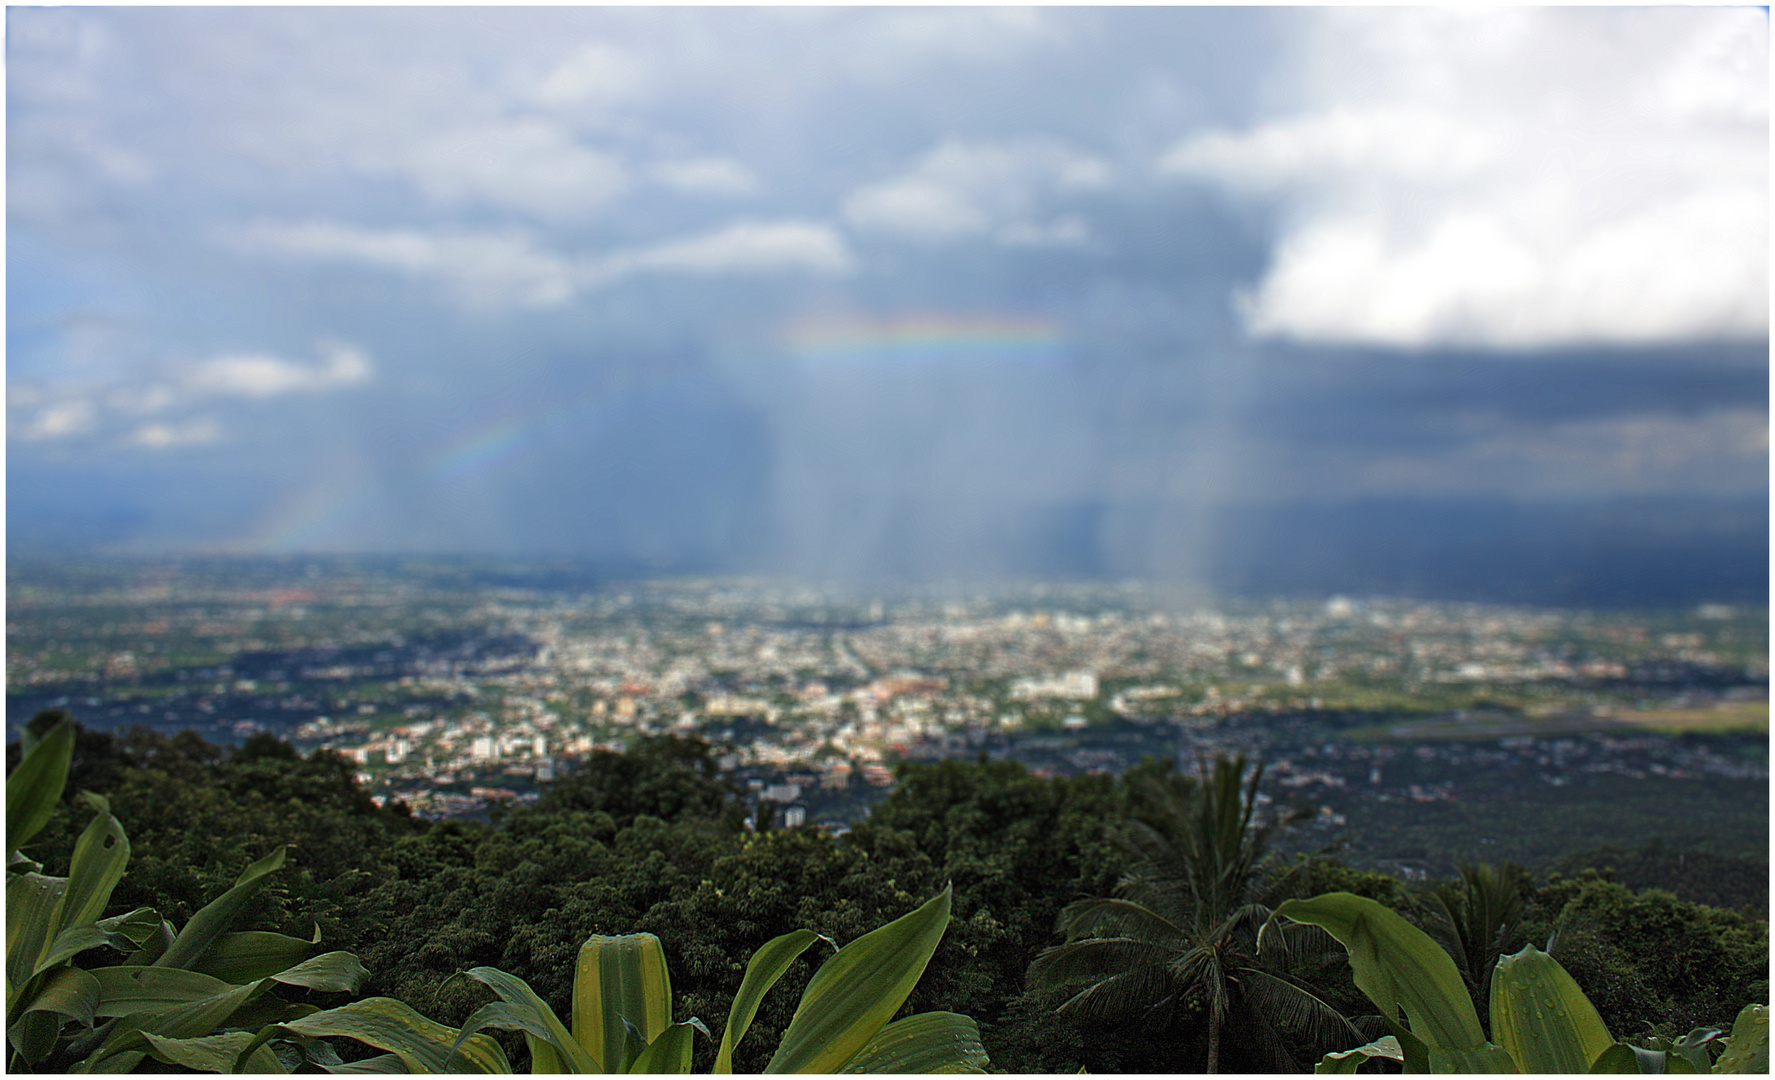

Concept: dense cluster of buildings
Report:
left=254, top=589, right=1763, bottom=818
left=7, top=570, right=1764, bottom=822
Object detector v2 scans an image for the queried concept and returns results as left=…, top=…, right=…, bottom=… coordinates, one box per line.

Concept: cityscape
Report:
left=8, top=557, right=1766, bottom=875
left=4, top=9, right=1766, bottom=1073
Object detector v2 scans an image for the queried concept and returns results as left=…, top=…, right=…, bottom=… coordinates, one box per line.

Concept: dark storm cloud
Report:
left=1241, top=344, right=1770, bottom=451
left=7, top=7, right=1766, bottom=603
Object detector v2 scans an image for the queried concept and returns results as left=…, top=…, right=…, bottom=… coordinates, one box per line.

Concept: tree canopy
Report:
left=7, top=722, right=1765, bottom=1073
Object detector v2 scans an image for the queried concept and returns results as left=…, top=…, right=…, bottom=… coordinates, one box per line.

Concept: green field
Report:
left=1351, top=701, right=1768, bottom=741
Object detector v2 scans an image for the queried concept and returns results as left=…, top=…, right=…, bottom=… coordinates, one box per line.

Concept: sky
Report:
left=7, top=6, right=1769, bottom=605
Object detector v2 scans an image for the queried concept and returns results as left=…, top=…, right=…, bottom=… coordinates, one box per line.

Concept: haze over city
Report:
left=9, top=6, right=1768, bottom=606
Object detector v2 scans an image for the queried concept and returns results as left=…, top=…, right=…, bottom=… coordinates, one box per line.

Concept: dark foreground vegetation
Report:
left=8, top=715, right=1769, bottom=1072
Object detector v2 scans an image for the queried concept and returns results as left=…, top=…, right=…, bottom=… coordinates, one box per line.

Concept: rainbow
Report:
left=250, top=312, right=1069, bottom=550
left=432, top=414, right=547, bottom=487
left=247, top=480, right=381, bottom=553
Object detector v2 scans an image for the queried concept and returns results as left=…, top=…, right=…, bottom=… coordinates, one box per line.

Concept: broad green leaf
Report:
left=34, top=907, right=163, bottom=979
left=136, top=978, right=266, bottom=1038
left=155, top=846, right=288, bottom=971
left=48, top=793, right=131, bottom=939
left=838, top=1011, right=989, bottom=1073
left=452, top=999, right=566, bottom=1067
left=10, top=1008, right=63, bottom=1065
left=1715, top=1004, right=1769, bottom=1074
left=88, top=964, right=237, bottom=1016
left=86, top=1048, right=149, bottom=1073
left=324, top=1051, right=411, bottom=1072
left=96, top=906, right=166, bottom=944
left=190, top=930, right=319, bottom=984
left=629, top=1019, right=706, bottom=1073
left=573, top=933, right=674, bottom=1072
left=530, top=1036, right=566, bottom=1073
left=8, top=839, right=140, bottom=1037
left=246, top=997, right=513, bottom=1073
left=1316, top=1034, right=1405, bottom=1074
left=231, top=995, right=322, bottom=1036
left=60, top=1013, right=119, bottom=1064
left=765, top=885, right=953, bottom=1074
left=141, top=1030, right=286, bottom=1073
left=1426, top=1043, right=1518, bottom=1072
left=7, top=871, right=68, bottom=1006
left=16, top=964, right=102, bottom=1029
left=7, top=713, right=74, bottom=863
left=463, top=966, right=599, bottom=1072
left=716, top=929, right=827, bottom=1073
left=451, top=996, right=597, bottom=1073
left=1490, top=942, right=1614, bottom=1074
left=268, top=950, right=368, bottom=994
left=1588, top=1041, right=1664, bottom=1072
left=80, top=980, right=268, bottom=1070
left=1271, top=893, right=1486, bottom=1056
left=9, top=963, right=96, bottom=1064
left=124, top=919, right=178, bottom=966
left=1393, top=1027, right=1432, bottom=1073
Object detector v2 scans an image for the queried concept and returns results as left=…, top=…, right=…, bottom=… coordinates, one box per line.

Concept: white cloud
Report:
left=650, top=157, right=759, bottom=197
left=16, top=398, right=98, bottom=441
left=13, top=12, right=645, bottom=224
left=240, top=220, right=578, bottom=308
left=400, top=119, right=628, bottom=221
left=1162, top=7, right=1768, bottom=348
left=532, top=41, right=649, bottom=108
left=248, top=215, right=852, bottom=307
left=606, top=220, right=854, bottom=277
left=844, top=178, right=990, bottom=241
left=743, top=6, right=1063, bottom=84
left=9, top=342, right=373, bottom=449
left=188, top=342, right=371, bottom=399
left=243, top=218, right=853, bottom=306
left=842, top=139, right=1110, bottom=245
left=132, top=417, right=221, bottom=448
left=1162, top=106, right=1496, bottom=191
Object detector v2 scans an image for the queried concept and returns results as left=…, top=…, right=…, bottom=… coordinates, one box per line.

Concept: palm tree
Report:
left=1421, top=861, right=1534, bottom=1029
left=1027, top=754, right=1360, bottom=1072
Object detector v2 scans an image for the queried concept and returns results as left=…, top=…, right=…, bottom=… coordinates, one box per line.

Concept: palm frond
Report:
left=1254, top=917, right=1343, bottom=970
left=1029, top=937, right=1175, bottom=988
left=1106, top=870, right=1190, bottom=924
left=1055, top=896, right=1187, bottom=946
left=1052, top=967, right=1178, bottom=1025
left=1223, top=901, right=1274, bottom=941
left=1123, top=820, right=1194, bottom=892
left=1235, top=966, right=1364, bottom=1051
left=1223, top=988, right=1307, bottom=1073
left=1418, top=861, right=1533, bottom=1018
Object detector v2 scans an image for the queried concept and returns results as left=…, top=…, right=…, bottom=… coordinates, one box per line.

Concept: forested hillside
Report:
left=10, top=721, right=1768, bottom=1072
